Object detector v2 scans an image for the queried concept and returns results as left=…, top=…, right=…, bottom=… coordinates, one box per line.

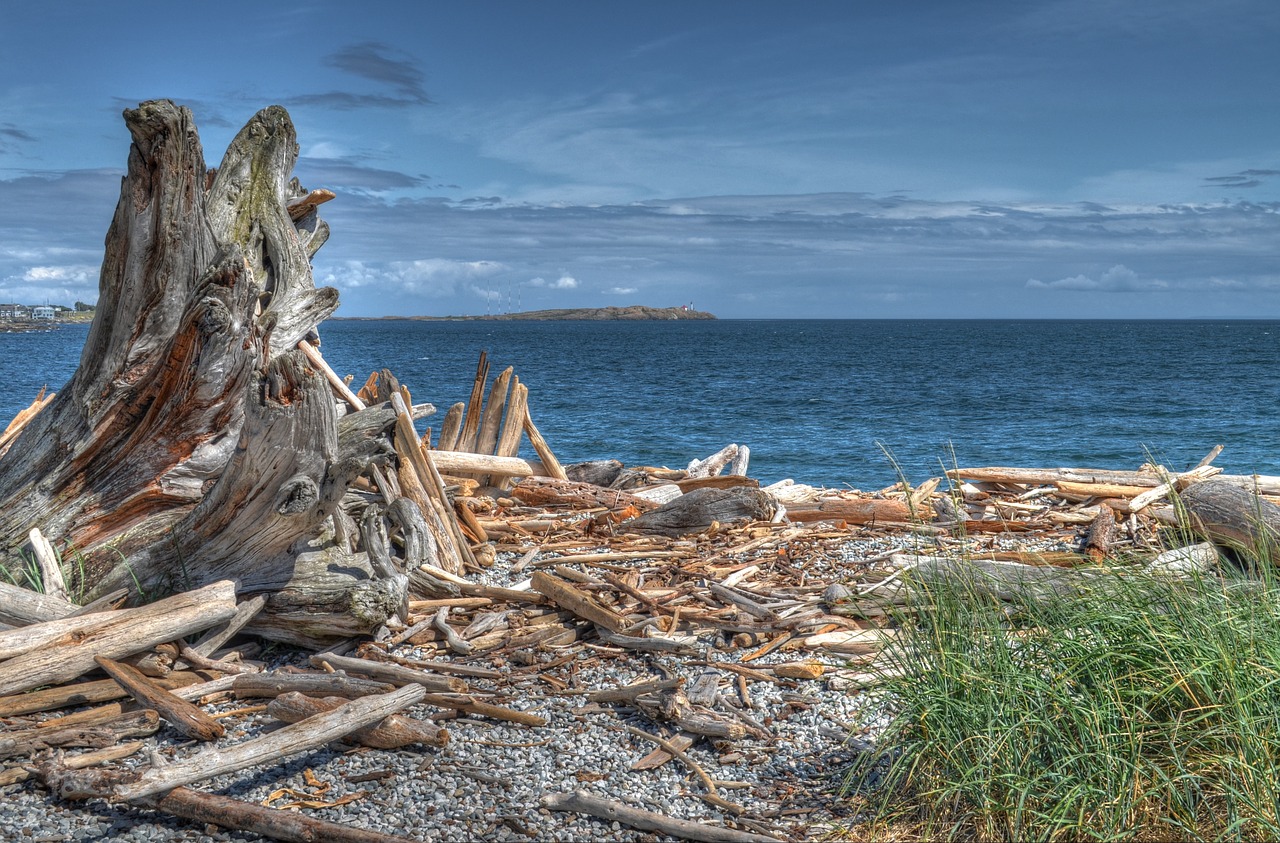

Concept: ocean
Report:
left=5, top=319, right=1278, bottom=491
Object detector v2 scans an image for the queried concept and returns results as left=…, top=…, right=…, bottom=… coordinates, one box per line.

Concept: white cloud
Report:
left=1027, top=264, right=1168, bottom=292
left=22, top=264, right=97, bottom=283
left=527, top=274, right=577, bottom=289
left=319, top=258, right=506, bottom=295
left=606, top=286, right=638, bottom=295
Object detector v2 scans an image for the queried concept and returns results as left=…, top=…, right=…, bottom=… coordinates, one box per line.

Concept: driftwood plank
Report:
left=266, top=692, right=448, bottom=749
left=46, top=684, right=425, bottom=802
left=93, top=655, right=225, bottom=742
left=137, top=787, right=417, bottom=843
left=0, top=581, right=238, bottom=695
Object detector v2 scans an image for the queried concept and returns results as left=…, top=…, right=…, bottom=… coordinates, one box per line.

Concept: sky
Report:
left=1, top=0, right=1278, bottom=319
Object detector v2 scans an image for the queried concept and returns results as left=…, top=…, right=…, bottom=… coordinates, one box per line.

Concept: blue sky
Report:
left=1, top=1, right=1277, bottom=318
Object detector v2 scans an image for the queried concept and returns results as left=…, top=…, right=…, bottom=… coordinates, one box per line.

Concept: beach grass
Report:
left=842, top=555, right=1280, bottom=842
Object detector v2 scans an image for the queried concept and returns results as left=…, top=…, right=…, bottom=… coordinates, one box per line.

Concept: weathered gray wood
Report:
left=0, top=580, right=238, bottom=695
left=43, top=685, right=425, bottom=802
left=0, top=709, right=160, bottom=761
left=0, top=580, right=79, bottom=627
left=266, top=692, right=448, bottom=749
left=233, top=671, right=395, bottom=700
left=541, top=789, right=784, bottom=843
left=1179, top=477, right=1280, bottom=565
left=623, top=487, right=775, bottom=537
left=0, top=101, right=398, bottom=645
left=306, top=652, right=467, bottom=694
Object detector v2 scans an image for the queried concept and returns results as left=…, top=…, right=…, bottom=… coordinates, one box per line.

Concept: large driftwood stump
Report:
left=1179, top=478, right=1280, bottom=566
left=0, top=101, right=409, bottom=643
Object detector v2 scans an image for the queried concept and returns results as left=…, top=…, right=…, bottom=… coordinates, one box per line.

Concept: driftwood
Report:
left=0, top=709, right=160, bottom=760
left=93, top=655, right=225, bottom=742
left=0, top=670, right=212, bottom=717
left=306, top=652, right=467, bottom=694
left=137, top=787, right=416, bottom=843
left=541, top=789, right=784, bottom=843
left=232, top=672, right=395, bottom=700
left=511, top=475, right=659, bottom=513
left=44, top=685, right=425, bottom=802
left=0, top=581, right=79, bottom=627
left=0, top=101, right=407, bottom=644
left=266, top=692, right=448, bottom=749
left=1179, top=477, right=1280, bottom=564
left=785, top=497, right=915, bottom=524
left=0, top=580, right=237, bottom=695
left=624, top=487, right=775, bottom=537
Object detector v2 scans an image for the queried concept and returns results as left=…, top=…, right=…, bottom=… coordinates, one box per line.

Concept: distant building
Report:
left=31, top=305, right=56, bottom=320
left=0, top=304, right=30, bottom=320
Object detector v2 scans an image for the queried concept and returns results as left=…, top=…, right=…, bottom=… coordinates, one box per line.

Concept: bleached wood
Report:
left=48, top=684, right=425, bottom=802
left=266, top=691, right=448, bottom=748
left=27, top=527, right=69, bottom=602
left=0, top=581, right=79, bottom=627
left=306, top=652, right=467, bottom=693
left=522, top=401, right=568, bottom=480
left=296, top=339, right=366, bottom=411
left=474, top=366, right=513, bottom=457
left=0, top=580, right=237, bottom=695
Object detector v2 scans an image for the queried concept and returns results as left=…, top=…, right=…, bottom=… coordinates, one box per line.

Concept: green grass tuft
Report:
left=845, top=562, right=1280, bottom=842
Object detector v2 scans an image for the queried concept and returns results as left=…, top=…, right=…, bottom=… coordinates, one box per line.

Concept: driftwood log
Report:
left=0, top=101, right=414, bottom=644
left=1179, top=478, right=1280, bottom=565
left=623, top=487, right=775, bottom=537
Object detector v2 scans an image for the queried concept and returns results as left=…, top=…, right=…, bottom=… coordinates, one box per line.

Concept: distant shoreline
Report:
left=330, top=305, right=715, bottom=322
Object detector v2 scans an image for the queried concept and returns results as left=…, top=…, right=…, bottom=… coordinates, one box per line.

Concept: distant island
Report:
left=335, top=305, right=715, bottom=322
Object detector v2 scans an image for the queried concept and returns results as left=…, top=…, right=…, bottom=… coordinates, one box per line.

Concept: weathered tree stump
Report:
left=1179, top=478, right=1280, bottom=566
left=622, top=487, right=775, bottom=537
left=0, top=101, right=412, bottom=643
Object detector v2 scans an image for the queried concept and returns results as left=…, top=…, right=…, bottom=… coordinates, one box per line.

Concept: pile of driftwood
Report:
left=3, top=414, right=1275, bottom=840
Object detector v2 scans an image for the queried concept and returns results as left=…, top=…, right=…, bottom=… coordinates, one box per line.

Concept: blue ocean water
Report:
left=4, top=320, right=1278, bottom=491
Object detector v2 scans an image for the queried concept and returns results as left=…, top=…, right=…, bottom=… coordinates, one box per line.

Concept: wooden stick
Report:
left=541, top=789, right=784, bottom=843
left=140, top=785, right=417, bottom=843
left=419, top=693, right=548, bottom=727
left=295, top=340, right=366, bottom=411
left=94, top=655, right=225, bottom=741
left=455, top=351, right=489, bottom=453
left=531, top=571, right=626, bottom=632
left=436, top=402, right=465, bottom=451
left=307, top=652, right=467, bottom=694
left=0, top=389, right=55, bottom=456
left=625, top=725, right=743, bottom=814
left=266, top=692, right=448, bottom=749
left=474, top=366, right=513, bottom=458
left=0, top=580, right=238, bottom=695
left=186, top=594, right=267, bottom=659
left=27, top=527, right=69, bottom=602
left=522, top=400, right=568, bottom=481
left=48, top=685, right=426, bottom=802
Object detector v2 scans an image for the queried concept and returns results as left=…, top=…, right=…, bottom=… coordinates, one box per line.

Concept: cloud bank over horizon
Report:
left=2, top=161, right=1275, bottom=319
